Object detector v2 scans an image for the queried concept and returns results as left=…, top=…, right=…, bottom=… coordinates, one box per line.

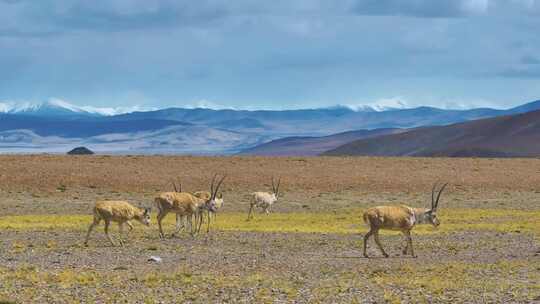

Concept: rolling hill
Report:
left=239, top=128, right=402, bottom=156
left=324, top=109, right=540, bottom=157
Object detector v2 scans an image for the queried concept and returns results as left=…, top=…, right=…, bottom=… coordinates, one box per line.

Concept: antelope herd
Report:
left=83, top=175, right=449, bottom=258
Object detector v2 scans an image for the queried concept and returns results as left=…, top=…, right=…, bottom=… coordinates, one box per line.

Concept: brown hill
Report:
left=323, top=109, right=540, bottom=157
left=239, top=128, right=401, bottom=156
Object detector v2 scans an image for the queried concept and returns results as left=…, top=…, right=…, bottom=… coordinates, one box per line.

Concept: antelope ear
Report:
left=217, top=193, right=223, bottom=199
left=144, top=207, right=151, bottom=214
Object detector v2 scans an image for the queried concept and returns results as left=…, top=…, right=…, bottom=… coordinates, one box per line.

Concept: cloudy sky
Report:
left=1, top=0, right=539, bottom=110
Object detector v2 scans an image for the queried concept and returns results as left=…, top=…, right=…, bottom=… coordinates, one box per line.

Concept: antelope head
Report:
left=271, top=176, right=281, bottom=200
left=422, top=182, right=448, bottom=227
left=215, top=192, right=224, bottom=207
left=138, top=207, right=152, bottom=226
left=206, top=174, right=226, bottom=212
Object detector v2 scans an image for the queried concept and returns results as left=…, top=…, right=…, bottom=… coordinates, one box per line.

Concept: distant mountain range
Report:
left=0, top=99, right=539, bottom=155
left=323, top=109, right=540, bottom=157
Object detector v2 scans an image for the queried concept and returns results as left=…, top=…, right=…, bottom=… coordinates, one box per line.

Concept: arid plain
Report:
left=0, top=155, right=539, bottom=303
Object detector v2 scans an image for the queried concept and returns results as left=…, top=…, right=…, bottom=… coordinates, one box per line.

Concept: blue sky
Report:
left=1, top=0, right=539, bottom=111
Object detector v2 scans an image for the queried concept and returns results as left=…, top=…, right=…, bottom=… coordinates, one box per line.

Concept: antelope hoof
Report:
left=83, top=242, right=89, bottom=247
left=383, top=253, right=389, bottom=258
left=412, top=254, right=417, bottom=258
left=363, top=253, right=369, bottom=258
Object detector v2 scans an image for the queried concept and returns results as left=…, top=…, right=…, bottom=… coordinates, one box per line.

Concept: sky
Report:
left=1, top=0, right=539, bottom=111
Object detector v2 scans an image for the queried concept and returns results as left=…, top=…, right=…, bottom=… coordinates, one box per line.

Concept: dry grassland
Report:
left=0, top=155, right=538, bottom=303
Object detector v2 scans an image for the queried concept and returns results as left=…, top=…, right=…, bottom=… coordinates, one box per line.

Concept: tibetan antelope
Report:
left=155, top=174, right=226, bottom=238
left=169, top=184, right=224, bottom=234
left=170, top=179, right=190, bottom=235
left=84, top=200, right=151, bottom=247
left=193, top=190, right=224, bottom=220
left=247, top=177, right=281, bottom=220
left=363, top=182, right=448, bottom=258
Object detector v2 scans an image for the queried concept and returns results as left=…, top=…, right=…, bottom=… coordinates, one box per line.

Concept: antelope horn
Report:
left=210, top=173, right=218, bottom=198
left=275, top=177, right=281, bottom=196
left=171, top=180, right=178, bottom=192
left=212, top=175, right=226, bottom=200
left=431, top=182, right=439, bottom=210
left=434, top=183, right=448, bottom=210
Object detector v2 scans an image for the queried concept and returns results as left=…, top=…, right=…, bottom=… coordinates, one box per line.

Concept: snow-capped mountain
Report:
left=0, top=99, right=147, bottom=117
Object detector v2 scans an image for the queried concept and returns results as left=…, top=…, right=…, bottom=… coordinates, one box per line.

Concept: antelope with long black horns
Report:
left=362, top=182, right=448, bottom=258
left=154, top=174, right=226, bottom=238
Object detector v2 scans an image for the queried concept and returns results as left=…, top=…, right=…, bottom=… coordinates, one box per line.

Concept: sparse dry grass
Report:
left=0, top=155, right=539, bottom=303
left=366, top=260, right=540, bottom=303
left=1, top=259, right=538, bottom=303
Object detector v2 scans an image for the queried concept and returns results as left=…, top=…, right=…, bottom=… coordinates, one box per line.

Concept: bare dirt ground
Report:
left=0, top=155, right=539, bottom=303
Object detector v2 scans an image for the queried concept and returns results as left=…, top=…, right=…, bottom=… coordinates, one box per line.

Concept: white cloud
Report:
left=345, top=97, right=410, bottom=111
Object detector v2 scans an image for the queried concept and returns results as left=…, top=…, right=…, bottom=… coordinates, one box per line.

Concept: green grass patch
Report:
left=0, top=208, right=538, bottom=235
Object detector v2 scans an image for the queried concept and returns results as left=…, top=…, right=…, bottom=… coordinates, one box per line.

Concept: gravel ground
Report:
left=0, top=155, right=538, bottom=303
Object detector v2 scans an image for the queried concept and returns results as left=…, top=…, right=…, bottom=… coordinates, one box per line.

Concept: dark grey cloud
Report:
left=351, top=0, right=488, bottom=17
left=499, top=67, right=540, bottom=78
left=0, top=28, right=61, bottom=37
left=521, top=55, right=540, bottom=65
left=52, top=3, right=228, bottom=31
left=1, top=1, right=229, bottom=34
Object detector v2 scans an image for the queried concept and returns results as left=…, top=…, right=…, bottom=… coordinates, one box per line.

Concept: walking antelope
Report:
left=247, top=177, right=281, bottom=220
left=155, top=174, right=226, bottom=238
left=84, top=201, right=151, bottom=246
left=363, top=183, right=448, bottom=258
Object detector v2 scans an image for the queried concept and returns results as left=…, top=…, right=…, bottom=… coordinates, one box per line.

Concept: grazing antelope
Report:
left=363, top=183, right=448, bottom=258
left=155, top=174, right=226, bottom=238
left=247, top=177, right=281, bottom=220
left=84, top=200, right=151, bottom=247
